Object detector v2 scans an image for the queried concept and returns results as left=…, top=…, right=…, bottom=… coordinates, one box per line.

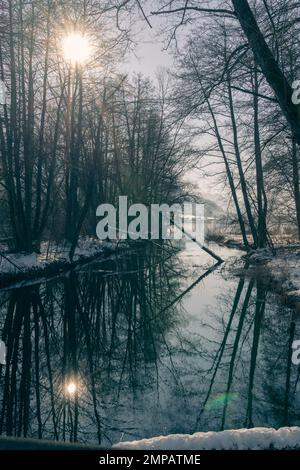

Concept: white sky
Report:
left=121, top=14, right=174, bottom=77
left=120, top=14, right=225, bottom=207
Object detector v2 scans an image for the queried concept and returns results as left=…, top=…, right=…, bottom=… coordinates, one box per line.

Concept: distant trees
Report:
left=2, top=0, right=300, bottom=252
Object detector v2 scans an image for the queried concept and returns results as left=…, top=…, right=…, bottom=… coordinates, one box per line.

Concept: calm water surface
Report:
left=0, top=241, right=299, bottom=445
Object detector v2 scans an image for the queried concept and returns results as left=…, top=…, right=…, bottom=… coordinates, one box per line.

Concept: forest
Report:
left=0, top=0, right=300, bottom=261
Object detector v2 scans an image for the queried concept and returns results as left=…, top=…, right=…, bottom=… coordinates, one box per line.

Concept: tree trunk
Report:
left=232, top=0, right=300, bottom=144
left=227, top=73, right=258, bottom=247
left=292, top=139, right=300, bottom=239
left=253, top=69, right=268, bottom=248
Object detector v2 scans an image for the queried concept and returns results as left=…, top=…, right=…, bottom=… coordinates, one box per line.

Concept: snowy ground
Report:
left=114, top=427, right=300, bottom=450
left=0, top=237, right=116, bottom=283
left=247, top=245, right=300, bottom=309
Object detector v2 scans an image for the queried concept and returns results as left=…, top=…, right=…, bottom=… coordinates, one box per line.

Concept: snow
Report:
left=0, top=237, right=115, bottom=276
left=247, top=245, right=300, bottom=309
left=114, top=427, right=300, bottom=450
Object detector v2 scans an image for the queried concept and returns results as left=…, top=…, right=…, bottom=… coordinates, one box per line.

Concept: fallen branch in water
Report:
left=172, top=221, right=224, bottom=263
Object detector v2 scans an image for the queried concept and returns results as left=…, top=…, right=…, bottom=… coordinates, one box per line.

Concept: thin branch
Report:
left=135, top=0, right=152, bottom=28
left=230, top=85, right=278, bottom=102
left=180, top=0, right=189, bottom=24
left=151, top=6, right=237, bottom=18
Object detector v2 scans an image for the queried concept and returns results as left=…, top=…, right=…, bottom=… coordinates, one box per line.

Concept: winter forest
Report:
left=1, top=0, right=300, bottom=452
left=0, top=0, right=300, bottom=254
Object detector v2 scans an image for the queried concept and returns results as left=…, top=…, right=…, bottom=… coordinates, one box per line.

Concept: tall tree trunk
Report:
left=232, top=0, right=300, bottom=144
left=292, top=139, right=300, bottom=239
left=10, top=0, right=27, bottom=250
left=227, top=72, right=258, bottom=247
left=253, top=69, right=268, bottom=248
left=33, top=0, right=51, bottom=242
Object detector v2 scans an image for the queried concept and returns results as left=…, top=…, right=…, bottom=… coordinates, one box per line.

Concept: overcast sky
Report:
left=121, top=14, right=226, bottom=209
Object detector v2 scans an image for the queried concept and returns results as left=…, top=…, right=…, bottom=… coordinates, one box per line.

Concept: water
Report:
left=0, top=240, right=299, bottom=446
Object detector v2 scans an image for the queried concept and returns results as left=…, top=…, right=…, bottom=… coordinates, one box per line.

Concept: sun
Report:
left=62, top=32, right=92, bottom=65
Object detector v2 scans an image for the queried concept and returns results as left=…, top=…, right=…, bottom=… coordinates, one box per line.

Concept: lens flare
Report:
left=66, top=381, right=77, bottom=396
left=62, top=32, right=91, bottom=65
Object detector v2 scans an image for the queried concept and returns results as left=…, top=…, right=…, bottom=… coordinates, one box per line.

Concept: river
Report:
left=0, top=240, right=299, bottom=445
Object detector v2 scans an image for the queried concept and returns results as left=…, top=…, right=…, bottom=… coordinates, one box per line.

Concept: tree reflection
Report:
left=1, top=247, right=300, bottom=445
left=0, top=244, right=184, bottom=444
left=193, top=277, right=300, bottom=432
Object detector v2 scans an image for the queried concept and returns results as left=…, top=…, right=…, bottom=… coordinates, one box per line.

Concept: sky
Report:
left=121, top=14, right=226, bottom=209
left=122, top=15, right=174, bottom=78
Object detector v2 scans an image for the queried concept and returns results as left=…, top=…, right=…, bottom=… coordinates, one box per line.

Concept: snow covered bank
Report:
left=0, top=238, right=116, bottom=287
left=247, top=245, right=300, bottom=310
left=114, top=427, right=300, bottom=450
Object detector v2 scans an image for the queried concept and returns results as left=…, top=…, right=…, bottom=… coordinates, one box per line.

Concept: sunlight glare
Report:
left=66, top=381, right=77, bottom=396
left=62, top=32, right=91, bottom=65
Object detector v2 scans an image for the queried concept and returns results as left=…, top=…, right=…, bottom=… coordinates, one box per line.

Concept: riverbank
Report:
left=246, top=245, right=300, bottom=311
left=1, top=426, right=300, bottom=450
left=114, top=426, right=300, bottom=450
left=0, top=238, right=117, bottom=288
left=0, top=436, right=106, bottom=450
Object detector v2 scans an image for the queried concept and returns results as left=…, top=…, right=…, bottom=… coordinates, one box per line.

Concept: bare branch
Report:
left=180, top=0, right=189, bottom=24
left=229, top=85, right=277, bottom=103
left=151, top=6, right=237, bottom=18
left=135, top=0, right=152, bottom=28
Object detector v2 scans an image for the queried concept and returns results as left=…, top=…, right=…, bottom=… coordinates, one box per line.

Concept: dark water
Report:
left=0, top=240, right=299, bottom=446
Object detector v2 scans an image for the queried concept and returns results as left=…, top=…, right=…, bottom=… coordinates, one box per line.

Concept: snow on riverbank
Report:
left=0, top=238, right=116, bottom=286
left=114, top=427, right=300, bottom=450
left=248, top=245, right=300, bottom=308
left=0, top=238, right=113, bottom=273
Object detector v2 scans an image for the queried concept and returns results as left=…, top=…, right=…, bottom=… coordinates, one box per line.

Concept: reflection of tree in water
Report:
left=0, top=244, right=184, bottom=444
left=1, top=248, right=300, bottom=445
left=191, top=277, right=300, bottom=432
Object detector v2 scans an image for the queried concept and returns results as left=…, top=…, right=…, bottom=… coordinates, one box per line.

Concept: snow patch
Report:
left=114, top=427, right=300, bottom=450
left=0, top=237, right=115, bottom=276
